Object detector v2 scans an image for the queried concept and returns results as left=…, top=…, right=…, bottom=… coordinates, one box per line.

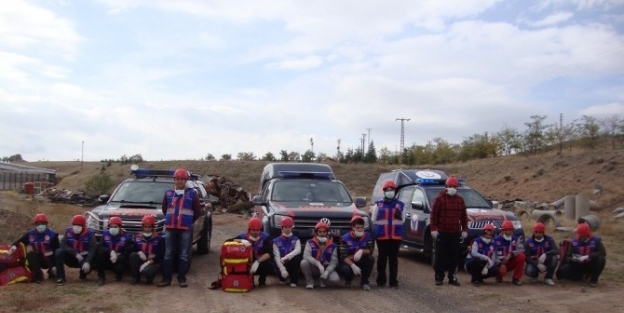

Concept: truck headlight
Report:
left=86, top=214, right=101, bottom=231
left=273, top=215, right=285, bottom=227
left=512, top=220, right=522, bottom=229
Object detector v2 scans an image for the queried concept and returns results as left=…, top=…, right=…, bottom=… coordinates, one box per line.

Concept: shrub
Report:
left=84, top=173, right=113, bottom=197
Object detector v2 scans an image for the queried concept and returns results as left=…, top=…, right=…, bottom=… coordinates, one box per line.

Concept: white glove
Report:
left=250, top=260, right=260, bottom=273
left=537, top=264, right=547, bottom=272
left=320, top=270, right=329, bottom=280
left=350, top=263, right=361, bottom=276
left=538, top=253, right=546, bottom=264
left=579, top=255, right=590, bottom=262
left=241, top=240, right=252, bottom=248
left=481, top=266, right=489, bottom=275
left=7, top=245, right=17, bottom=255
left=354, top=249, right=363, bottom=262
left=110, top=250, right=118, bottom=264
left=280, top=268, right=289, bottom=279
left=75, top=253, right=84, bottom=262
left=81, top=262, right=90, bottom=273
left=316, top=262, right=325, bottom=274
left=461, top=231, right=468, bottom=239
left=138, top=251, right=147, bottom=261
left=487, top=258, right=494, bottom=268
left=280, top=256, right=289, bottom=264
left=140, top=261, right=149, bottom=273
left=431, top=231, right=439, bottom=239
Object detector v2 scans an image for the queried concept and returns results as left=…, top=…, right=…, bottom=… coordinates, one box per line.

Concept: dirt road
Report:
left=1, top=213, right=622, bottom=313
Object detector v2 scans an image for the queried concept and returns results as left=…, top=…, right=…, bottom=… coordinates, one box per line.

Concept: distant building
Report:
left=0, top=162, right=56, bottom=192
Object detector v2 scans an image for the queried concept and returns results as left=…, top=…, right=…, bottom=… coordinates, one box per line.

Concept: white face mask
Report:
left=143, top=232, right=152, bottom=238
left=482, top=237, right=492, bottom=244
left=534, top=237, right=544, bottom=243
left=354, top=231, right=364, bottom=238
left=109, top=228, right=120, bottom=236
left=281, top=231, right=292, bottom=237
left=36, top=225, right=47, bottom=233
left=317, top=236, right=327, bottom=243
left=384, top=191, right=395, bottom=199
left=175, top=189, right=184, bottom=195
left=249, top=236, right=259, bottom=241
left=72, top=226, right=83, bottom=234
left=447, top=188, right=457, bottom=196
left=503, top=234, right=512, bottom=241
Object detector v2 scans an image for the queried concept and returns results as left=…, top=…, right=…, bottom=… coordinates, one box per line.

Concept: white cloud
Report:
left=526, top=12, right=574, bottom=27
left=266, top=56, right=323, bottom=70
left=579, top=103, right=624, bottom=116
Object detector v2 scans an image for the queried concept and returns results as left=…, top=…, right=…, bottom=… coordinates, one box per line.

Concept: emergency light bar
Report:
left=278, top=171, right=335, bottom=180
left=415, top=178, right=465, bottom=186
left=130, top=166, right=200, bottom=180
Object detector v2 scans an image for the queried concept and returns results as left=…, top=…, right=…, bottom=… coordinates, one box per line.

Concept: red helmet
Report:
left=483, top=223, right=496, bottom=232
left=576, top=223, right=591, bottom=237
left=173, top=168, right=189, bottom=179
left=109, top=217, right=122, bottom=227
left=34, top=213, right=48, bottom=224
left=71, top=215, right=86, bottom=226
left=248, top=217, right=262, bottom=230
left=533, top=222, right=546, bottom=233
left=141, top=215, right=155, bottom=226
left=382, top=180, right=397, bottom=191
left=314, top=221, right=329, bottom=232
left=281, top=217, right=294, bottom=228
left=350, top=216, right=365, bottom=226
left=445, top=176, right=459, bottom=188
left=501, top=220, right=514, bottom=230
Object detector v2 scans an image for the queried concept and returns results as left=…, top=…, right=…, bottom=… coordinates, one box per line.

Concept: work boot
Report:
left=345, top=280, right=353, bottom=288
left=544, top=278, right=555, bottom=286
left=131, top=277, right=139, bottom=285
left=448, top=279, right=460, bottom=286
left=55, top=278, right=66, bottom=286
left=512, top=279, right=522, bottom=286
left=97, top=277, right=105, bottom=286
left=157, top=279, right=171, bottom=287
left=361, top=284, right=371, bottom=291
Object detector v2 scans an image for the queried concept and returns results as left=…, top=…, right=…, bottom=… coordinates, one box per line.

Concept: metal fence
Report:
left=0, top=172, right=55, bottom=192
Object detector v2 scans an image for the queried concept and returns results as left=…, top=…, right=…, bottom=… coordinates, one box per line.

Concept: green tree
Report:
left=287, top=151, right=301, bottom=162
left=301, top=150, right=316, bottom=162
left=84, top=173, right=113, bottom=197
left=236, top=152, right=257, bottom=161
left=578, top=115, right=601, bottom=149
left=279, top=150, right=289, bottom=161
left=364, top=141, right=378, bottom=163
left=523, top=115, right=548, bottom=154
left=220, top=154, right=232, bottom=161
left=261, top=152, right=276, bottom=161
left=204, top=153, right=216, bottom=161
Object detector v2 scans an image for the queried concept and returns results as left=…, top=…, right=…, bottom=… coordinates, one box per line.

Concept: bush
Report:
left=84, top=173, right=113, bottom=197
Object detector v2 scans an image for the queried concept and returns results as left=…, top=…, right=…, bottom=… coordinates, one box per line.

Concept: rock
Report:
left=613, top=207, right=624, bottom=213
left=614, top=212, right=624, bottom=220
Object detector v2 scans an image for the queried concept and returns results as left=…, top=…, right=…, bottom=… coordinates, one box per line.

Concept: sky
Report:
left=1, top=0, right=623, bottom=162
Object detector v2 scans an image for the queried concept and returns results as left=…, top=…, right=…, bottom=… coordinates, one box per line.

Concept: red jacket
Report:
left=430, top=190, right=468, bottom=233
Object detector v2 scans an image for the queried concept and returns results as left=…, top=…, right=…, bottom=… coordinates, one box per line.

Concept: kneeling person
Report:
left=272, top=217, right=302, bottom=287
left=129, top=215, right=164, bottom=285
left=556, top=223, right=606, bottom=287
left=464, top=223, right=499, bottom=286
left=301, top=221, right=340, bottom=289
left=55, top=215, right=97, bottom=286
left=524, top=222, right=558, bottom=286
left=340, top=216, right=374, bottom=291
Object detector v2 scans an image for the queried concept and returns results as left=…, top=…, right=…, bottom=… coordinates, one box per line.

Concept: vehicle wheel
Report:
left=196, top=216, right=211, bottom=255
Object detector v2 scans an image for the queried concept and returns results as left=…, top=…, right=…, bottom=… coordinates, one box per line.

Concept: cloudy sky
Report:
left=1, top=0, right=623, bottom=161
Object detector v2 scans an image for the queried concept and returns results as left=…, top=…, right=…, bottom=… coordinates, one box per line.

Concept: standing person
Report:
left=129, top=215, right=164, bottom=285
left=339, top=216, right=374, bottom=291
left=158, top=168, right=201, bottom=288
left=300, top=221, right=340, bottom=289
left=524, top=222, right=558, bottom=286
left=272, top=216, right=302, bottom=287
left=94, top=217, right=133, bottom=286
left=230, top=217, right=273, bottom=287
left=8, top=213, right=59, bottom=283
left=464, top=223, right=499, bottom=286
left=430, top=176, right=468, bottom=286
left=54, top=215, right=97, bottom=286
left=371, top=180, right=404, bottom=288
left=493, top=220, right=526, bottom=286
left=556, top=223, right=606, bottom=287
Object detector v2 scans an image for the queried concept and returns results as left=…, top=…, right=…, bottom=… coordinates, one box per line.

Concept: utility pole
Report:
left=366, top=128, right=372, bottom=151
left=361, top=134, right=367, bottom=153
left=396, top=118, right=410, bottom=152
left=81, top=141, right=84, bottom=171
left=310, top=137, right=314, bottom=153
left=336, top=139, right=341, bottom=161
left=559, top=113, right=563, bottom=155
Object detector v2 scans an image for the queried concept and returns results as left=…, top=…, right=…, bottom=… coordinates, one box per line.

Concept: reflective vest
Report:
left=27, top=228, right=57, bottom=259
left=64, top=227, right=94, bottom=256
left=308, top=238, right=336, bottom=266
left=373, top=199, right=404, bottom=240
left=163, top=188, right=197, bottom=230
left=469, top=237, right=496, bottom=259
left=341, top=231, right=371, bottom=256
left=102, top=230, right=132, bottom=253
left=494, top=235, right=521, bottom=258
left=571, top=236, right=601, bottom=256
left=525, top=235, right=555, bottom=259
left=237, top=232, right=270, bottom=259
left=272, top=235, right=299, bottom=258
left=135, top=233, right=162, bottom=264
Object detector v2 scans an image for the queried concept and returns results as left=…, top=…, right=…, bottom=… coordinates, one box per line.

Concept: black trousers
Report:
left=254, top=260, right=273, bottom=284
left=465, top=258, right=498, bottom=281
left=376, top=239, right=401, bottom=286
left=94, top=246, right=128, bottom=279
left=340, top=255, right=375, bottom=285
left=556, top=256, right=606, bottom=283
left=129, top=252, right=159, bottom=283
left=433, top=232, right=461, bottom=281
left=26, top=251, right=54, bottom=281
left=277, top=254, right=302, bottom=285
left=55, top=248, right=91, bottom=280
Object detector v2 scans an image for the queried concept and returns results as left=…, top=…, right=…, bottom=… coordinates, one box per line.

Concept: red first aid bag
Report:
left=0, top=243, right=27, bottom=268
left=0, top=266, right=33, bottom=286
left=219, top=240, right=254, bottom=293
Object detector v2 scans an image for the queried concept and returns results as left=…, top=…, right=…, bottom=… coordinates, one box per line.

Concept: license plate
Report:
left=308, top=228, right=341, bottom=236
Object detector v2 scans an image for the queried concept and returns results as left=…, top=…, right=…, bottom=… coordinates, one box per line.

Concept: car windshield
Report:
left=271, top=180, right=352, bottom=203
left=110, top=181, right=171, bottom=204
left=424, top=188, right=492, bottom=208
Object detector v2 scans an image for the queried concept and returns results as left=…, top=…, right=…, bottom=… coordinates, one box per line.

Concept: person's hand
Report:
left=81, top=262, right=90, bottom=273
left=316, top=262, right=325, bottom=274
left=487, top=258, right=494, bottom=268
left=350, top=263, right=361, bottom=276
left=280, top=268, right=289, bottom=279
left=354, top=250, right=363, bottom=262
left=280, top=255, right=289, bottom=264
left=320, top=270, right=329, bottom=280
left=537, top=264, right=547, bottom=272
left=538, top=253, right=546, bottom=264
left=7, top=245, right=17, bottom=255
left=241, top=240, right=252, bottom=248
left=250, top=261, right=260, bottom=273
left=140, top=261, right=149, bottom=273
left=138, top=251, right=147, bottom=261
left=75, top=253, right=84, bottom=262
left=461, top=231, right=468, bottom=239
left=481, top=266, right=489, bottom=275
left=579, top=255, right=590, bottom=262
left=431, top=231, right=439, bottom=239
left=502, top=255, right=510, bottom=264
left=110, top=251, right=118, bottom=263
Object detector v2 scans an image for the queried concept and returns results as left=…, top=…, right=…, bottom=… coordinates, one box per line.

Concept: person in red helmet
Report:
left=272, top=216, right=302, bottom=287
left=556, top=223, right=606, bottom=287
left=464, top=223, right=499, bottom=286
left=524, top=222, right=558, bottom=286
left=9, top=213, right=60, bottom=283
left=129, top=215, right=164, bottom=285
left=430, top=175, right=468, bottom=286
left=94, top=216, right=134, bottom=286
left=301, top=221, right=340, bottom=289
left=55, top=214, right=97, bottom=286
left=493, top=220, right=526, bottom=286
left=159, top=168, right=202, bottom=288
left=371, top=180, right=404, bottom=288
left=228, top=217, right=273, bottom=287
left=339, top=215, right=374, bottom=291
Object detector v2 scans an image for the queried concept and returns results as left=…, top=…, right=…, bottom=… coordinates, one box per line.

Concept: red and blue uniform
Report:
left=341, top=232, right=371, bottom=256
left=494, top=235, right=526, bottom=280
left=525, top=235, right=556, bottom=260
left=27, top=228, right=58, bottom=260
left=308, top=238, right=336, bottom=266
left=373, top=199, right=404, bottom=240
left=163, top=188, right=198, bottom=230
left=64, top=227, right=95, bottom=257
left=102, top=230, right=132, bottom=254
left=237, top=232, right=270, bottom=260
left=570, top=236, right=601, bottom=256
left=134, top=234, right=164, bottom=265
left=273, top=235, right=299, bottom=257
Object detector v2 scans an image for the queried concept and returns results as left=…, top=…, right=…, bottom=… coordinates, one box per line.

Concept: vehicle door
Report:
left=396, top=187, right=417, bottom=246
left=402, top=187, right=428, bottom=247
left=191, top=181, right=208, bottom=241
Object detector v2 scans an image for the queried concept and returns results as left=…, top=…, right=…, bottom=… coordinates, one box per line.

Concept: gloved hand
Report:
left=75, top=253, right=84, bottom=262
left=280, top=268, right=289, bottom=279
left=81, top=262, right=90, bottom=273
left=140, top=261, right=149, bottom=273
left=250, top=260, right=260, bottom=273
left=7, top=245, right=17, bottom=255
left=110, top=250, right=118, bottom=264
left=487, top=258, right=494, bottom=268
left=431, top=231, right=439, bottom=239
left=320, top=270, right=329, bottom=280
left=316, top=262, right=325, bottom=274
left=537, top=264, right=547, bottom=272
left=280, top=256, right=289, bottom=264
left=481, top=266, right=489, bottom=275
left=350, top=263, right=361, bottom=276
left=241, top=240, right=252, bottom=248
left=138, top=251, right=147, bottom=261
left=354, top=249, right=363, bottom=262
left=579, top=255, right=590, bottom=262
left=538, top=253, right=547, bottom=264
left=461, top=231, right=468, bottom=239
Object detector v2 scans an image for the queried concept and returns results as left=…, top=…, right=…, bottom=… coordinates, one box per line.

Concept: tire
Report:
left=196, top=216, right=211, bottom=255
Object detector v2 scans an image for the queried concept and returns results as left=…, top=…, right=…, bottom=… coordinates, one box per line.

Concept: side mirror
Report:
left=99, top=194, right=110, bottom=203
left=354, top=197, right=367, bottom=208
left=490, top=200, right=500, bottom=209
left=411, top=201, right=424, bottom=210
left=252, top=195, right=264, bottom=205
